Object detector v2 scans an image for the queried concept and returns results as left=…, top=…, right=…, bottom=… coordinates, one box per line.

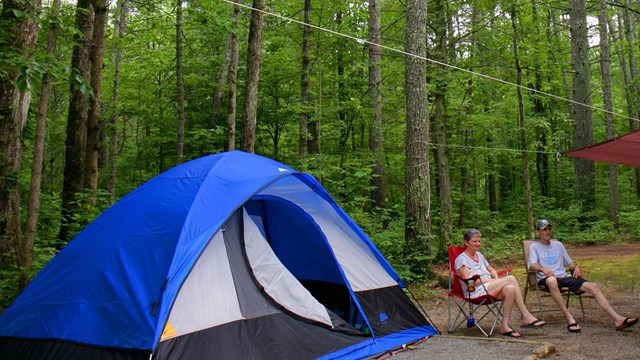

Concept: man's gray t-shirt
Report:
left=528, top=240, right=573, bottom=281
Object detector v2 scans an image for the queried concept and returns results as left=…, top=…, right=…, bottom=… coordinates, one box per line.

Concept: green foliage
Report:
left=0, top=266, right=24, bottom=311
left=64, top=189, right=112, bottom=241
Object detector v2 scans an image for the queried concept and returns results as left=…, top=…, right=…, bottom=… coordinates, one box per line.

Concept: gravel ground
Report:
left=380, top=335, right=546, bottom=360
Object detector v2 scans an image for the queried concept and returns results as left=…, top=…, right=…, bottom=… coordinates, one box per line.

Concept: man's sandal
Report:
left=615, top=317, right=638, bottom=331
left=521, top=319, right=546, bottom=328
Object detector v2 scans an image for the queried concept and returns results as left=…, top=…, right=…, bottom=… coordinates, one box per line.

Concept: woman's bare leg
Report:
left=486, top=275, right=540, bottom=324
left=498, top=283, right=516, bottom=333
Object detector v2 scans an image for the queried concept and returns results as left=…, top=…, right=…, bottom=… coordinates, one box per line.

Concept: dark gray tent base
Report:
left=356, top=285, right=430, bottom=337
left=0, top=337, right=150, bottom=360
left=154, top=312, right=364, bottom=360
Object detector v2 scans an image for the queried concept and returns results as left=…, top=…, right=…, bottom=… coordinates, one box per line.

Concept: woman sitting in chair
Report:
left=455, top=228, right=546, bottom=338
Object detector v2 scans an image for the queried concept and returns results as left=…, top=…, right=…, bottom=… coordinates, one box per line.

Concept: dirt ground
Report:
left=416, top=243, right=640, bottom=359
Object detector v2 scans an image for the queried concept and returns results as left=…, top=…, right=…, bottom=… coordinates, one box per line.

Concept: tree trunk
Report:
left=568, top=0, right=595, bottom=215
left=108, top=0, right=128, bottom=203
left=458, top=4, right=479, bottom=227
left=458, top=157, right=469, bottom=226
left=487, top=149, right=498, bottom=212
left=241, top=0, right=265, bottom=154
left=308, top=5, right=322, bottom=155
left=24, top=0, right=61, bottom=275
left=598, top=0, right=619, bottom=227
left=368, top=0, right=387, bottom=213
left=621, top=1, right=640, bottom=198
left=299, top=0, right=311, bottom=156
left=226, top=4, right=240, bottom=151
left=612, top=15, right=632, bottom=130
left=175, top=0, right=185, bottom=164
left=211, top=1, right=241, bottom=133
left=336, top=11, right=350, bottom=173
left=84, top=0, right=109, bottom=199
left=0, top=0, right=41, bottom=269
left=404, top=0, right=431, bottom=276
left=59, top=0, right=94, bottom=244
left=531, top=1, right=549, bottom=197
left=431, top=0, right=452, bottom=252
left=511, top=3, right=533, bottom=238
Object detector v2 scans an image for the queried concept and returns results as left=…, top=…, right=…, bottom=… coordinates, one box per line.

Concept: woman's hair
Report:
left=463, top=228, right=482, bottom=242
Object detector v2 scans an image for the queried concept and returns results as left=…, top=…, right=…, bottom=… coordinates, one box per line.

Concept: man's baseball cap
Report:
left=535, top=219, right=552, bottom=230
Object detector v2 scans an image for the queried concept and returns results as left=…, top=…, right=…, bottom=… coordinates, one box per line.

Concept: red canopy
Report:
left=564, top=129, right=640, bottom=167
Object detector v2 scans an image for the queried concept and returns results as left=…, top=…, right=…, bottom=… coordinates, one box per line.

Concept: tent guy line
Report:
left=220, top=0, right=640, bottom=128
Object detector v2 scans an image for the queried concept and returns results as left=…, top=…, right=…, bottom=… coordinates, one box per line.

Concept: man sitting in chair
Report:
left=456, top=229, right=545, bottom=338
left=528, top=219, right=638, bottom=333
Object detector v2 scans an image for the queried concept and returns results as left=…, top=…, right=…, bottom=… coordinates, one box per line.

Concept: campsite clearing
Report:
left=407, top=243, right=640, bottom=360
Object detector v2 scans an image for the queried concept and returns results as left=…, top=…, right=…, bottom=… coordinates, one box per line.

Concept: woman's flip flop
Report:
left=567, top=323, right=581, bottom=333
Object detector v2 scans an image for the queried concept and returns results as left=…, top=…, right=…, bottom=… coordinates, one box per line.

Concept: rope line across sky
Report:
left=220, top=0, right=635, bottom=157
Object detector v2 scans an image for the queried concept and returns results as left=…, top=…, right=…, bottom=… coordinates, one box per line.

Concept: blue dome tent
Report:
left=0, top=151, right=437, bottom=359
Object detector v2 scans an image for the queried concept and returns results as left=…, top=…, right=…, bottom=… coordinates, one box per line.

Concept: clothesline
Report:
left=219, top=0, right=635, bottom=158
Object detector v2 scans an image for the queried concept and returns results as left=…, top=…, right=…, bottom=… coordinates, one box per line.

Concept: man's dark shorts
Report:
left=538, top=276, right=587, bottom=293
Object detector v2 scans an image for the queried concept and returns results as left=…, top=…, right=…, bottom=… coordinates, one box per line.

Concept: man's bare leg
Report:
left=581, top=282, right=637, bottom=328
left=545, top=277, right=581, bottom=331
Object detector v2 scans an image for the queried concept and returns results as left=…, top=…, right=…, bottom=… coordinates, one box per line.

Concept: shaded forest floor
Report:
left=413, top=243, right=640, bottom=359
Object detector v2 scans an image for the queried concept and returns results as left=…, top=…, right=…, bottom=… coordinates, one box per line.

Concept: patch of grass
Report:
left=579, top=255, right=640, bottom=292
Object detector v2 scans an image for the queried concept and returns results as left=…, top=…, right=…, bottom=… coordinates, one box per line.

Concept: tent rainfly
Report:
left=564, top=128, right=640, bottom=167
left=0, top=151, right=438, bottom=360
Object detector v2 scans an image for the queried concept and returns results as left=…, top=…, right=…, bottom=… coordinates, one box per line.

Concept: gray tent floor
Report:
left=376, top=335, right=554, bottom=360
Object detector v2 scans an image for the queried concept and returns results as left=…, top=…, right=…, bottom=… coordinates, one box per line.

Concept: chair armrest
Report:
left=460, top=274, right=481, bottom=282
left=497, top=268, right=512, bottom=277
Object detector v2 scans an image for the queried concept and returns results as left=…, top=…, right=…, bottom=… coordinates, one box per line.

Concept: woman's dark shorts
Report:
left=538, top=276, right=587, bottom=293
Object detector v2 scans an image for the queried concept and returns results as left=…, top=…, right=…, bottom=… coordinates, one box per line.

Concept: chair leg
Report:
left=578, top=295, right=585, bottom=319
left=471, top=301, right=503, bottom=337
left=535, top=290, right=545, bottom=321
left=566, top=292, right=587, bottom=319
left=448, top=297, right=470, bottom=333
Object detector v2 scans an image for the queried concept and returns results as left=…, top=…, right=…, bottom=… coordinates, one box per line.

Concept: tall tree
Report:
left=210, top=1, right=241, bottom=134
left=0, top=0, right=42, bottom=269
left=510, top=2, right=533, bottom=238
left=307, top=2, right=322, bottom=155
left=241, top=0, right=265, bottom=153
left=404, top=0, right=431, bottom=276
left=59, top=0, right=95, bottom=244
left=612, top=15, right=632, bottom=132
left=621, top=1, right=640, bottom=197
left=226, top=3, right=241, bottom=151
left=598, top=0, right=618, bottom=227
left=368, top=0, right=387, bottom=213
left=107, top=0, right=128, bottom=202
left=336, top=10, right=350, bottom=170
left=84, top=0, right=109, bottom=197
left=299, top=0, right=312, bottom=156
left=24, top=0, right=61, bottom=275
left=530, top=1, right=550, bottom=197
left=431, top=0, right=452, bottom=250
left=458, top=3, right=480, bottom=227
left=568, top=0, right=595, bottom=214
left=175, top=0, right=185, bottom=164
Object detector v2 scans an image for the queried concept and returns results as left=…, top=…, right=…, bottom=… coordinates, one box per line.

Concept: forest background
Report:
left=1, top=0, right=640, bottom=310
